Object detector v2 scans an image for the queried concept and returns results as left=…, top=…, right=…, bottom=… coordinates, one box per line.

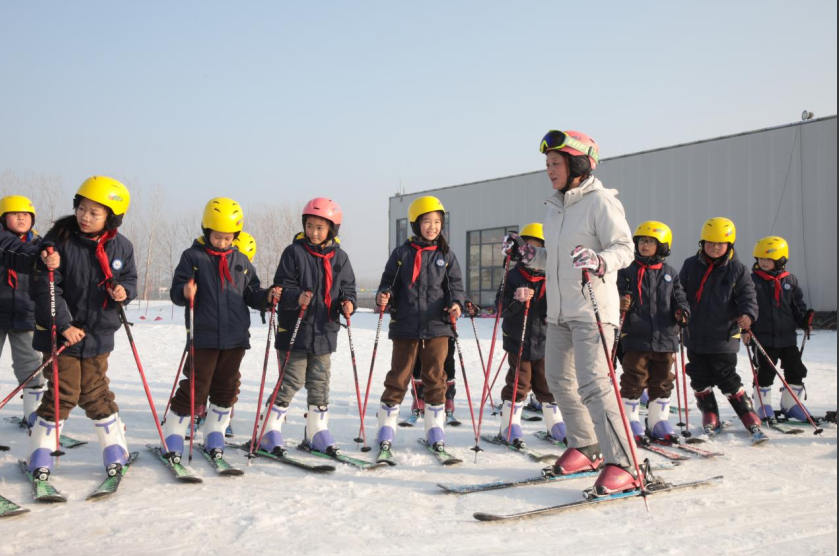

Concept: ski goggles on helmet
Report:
left=539, top=130, right=600, bottom=165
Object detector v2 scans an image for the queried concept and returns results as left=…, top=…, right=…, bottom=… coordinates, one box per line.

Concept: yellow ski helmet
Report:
left=520, top=223, right=545, bottom=242
left=753, top=236, right=789, bottom=261
left=234, top=231, right=257, bottom=262
left=202, top=198, right=244, bottom=234
left=408, top=196, right=446, bottom=223
left=634, top=221, right=673, bottom=257
left=0, top=196, right=36, bottom=229
left=76, top=176, right=131, bottom=216
left=700, top=217, right=736, bottom=244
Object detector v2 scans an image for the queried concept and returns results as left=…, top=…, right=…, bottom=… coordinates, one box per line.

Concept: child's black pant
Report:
left=685, top=351, right=742, bottom=394
left=754, top=345, right=807, bottom=387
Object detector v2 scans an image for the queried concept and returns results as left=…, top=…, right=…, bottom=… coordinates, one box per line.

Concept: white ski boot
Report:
left=22, top=383, right=47, bottom=429
left=93, top=413, right=130, bottom=475
left=305, top=405, right=338, bottom=455
left=542, top=402, right=567, bottom=444
left=500, top=400, right=525, bottom=448
left=259, top=403, right=288, bottom=455
left=27, top=416, right=63, bottom=479
left=376, top=403, right=399, bottom=450
left=425, top=403, right=447, bottom=450
left=203, top=404, right=233, bottom=459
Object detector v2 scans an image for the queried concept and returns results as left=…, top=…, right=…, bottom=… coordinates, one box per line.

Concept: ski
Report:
left=438, top=462, right=680, bottom=495
left=675, top=444, right=723, bottom=458
left=533, top=431, right=566, bottom=447
left=5, top=417, right=88, bottom=449
left=446, top=413, right=462, bottom=427
left=146, top=445, right=203, bottom=484
left=473, top=475, right=724, bottom=522
left=773, top=411, right=827, bottom=426
left=765, top=421, right=804, bottom=435
left=18, top=460, right=67, bottom=503
left=197, top=443, right=244, bottom=477
left=227, top=442, right=335, bottom=473
left=481, top=434, right=557, bottom=463
left=0, top=493, right=30, bottom=518
left=86, top=451, right=140, bottom=500
left=640, top=443, right=691, bottom=461
left=376, top=443, right=397, bottom=466
left=295, top=442, right=387, bottom=471
left=398, top=411, right=421, bottom=428
left=418, top=439, right=462, bottom=466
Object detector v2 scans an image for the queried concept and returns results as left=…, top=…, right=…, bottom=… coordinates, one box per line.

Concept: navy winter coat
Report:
left=751, top=268, right=809, bottom=349
left=617, top=258, right=690, bottom=353
left=678, top=249, right=758, bottom=354
left=31, top=230, right=137, bottom=359
left=171, top=239, right=268, bottom=351
left=497, top=264, right=548, bottom=361
left=0, top=230, right=41, bottom=331
left=274, top=235, right=357, bottom=356
left=379, top=238, right=466, bottom=341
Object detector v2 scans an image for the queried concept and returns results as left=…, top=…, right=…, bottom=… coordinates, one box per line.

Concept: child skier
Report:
left=165, top=199, right=277, bottom=462
left=678, top=217, right=764, bottom=439
left=0, top=196, right=53, bottom=427
left=747, top=236, right=815, bottom=421
left=259, top=198, right=356, bottom=458
left=617, top=221, right=690, bottom=444
left=27, top=176, right=137, bottom=480
left=375, top=196, right=465, bottom=457
left=496, top=223, right=566, bottom=448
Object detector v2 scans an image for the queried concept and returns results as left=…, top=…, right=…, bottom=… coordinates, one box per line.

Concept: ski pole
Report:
left=476, top=254, right=512, bottom=450
left=255, top=301, right=309, bottom=451
left=673, top=352, right=685, bottom=430
left=582, top=270, right=650, bottom=511
left=162, top=347, right=188, bottom=424
left=506, top=299, right=531, bottom=443
left=345, top=311, right=371, bottom=453
left=745, top=340, right=770, bottom=424
left=467, top=306, right=498, bottom=408
left=747, top=331, right=824, bottom=435
left=612, top=308, right=627, bottom=368
left=355, top=303, right=386, bottom=446
left=800, top=311, right=815, bottom=356
left=449, top=313, right=481, bottom=459
left=248, top=299, right=278, bottom=462
left=0, top=346, right=68, bottom=412
left=44, top=245, right=65, bottom=461
left=678, top=329, right=694, bottom=440
left=187, top=279, right=197, bottom=464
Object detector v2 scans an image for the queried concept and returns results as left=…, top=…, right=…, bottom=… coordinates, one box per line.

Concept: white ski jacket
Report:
left=528, top=176, right=634, bottom=327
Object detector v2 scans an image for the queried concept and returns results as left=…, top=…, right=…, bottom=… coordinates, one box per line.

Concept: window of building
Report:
left=467, top=225, right=519, bottom=308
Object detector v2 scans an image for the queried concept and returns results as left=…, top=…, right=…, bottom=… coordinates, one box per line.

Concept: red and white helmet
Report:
left=540, top=130, right=600, bottom=170
left=303, top=197, right=343, bottom=234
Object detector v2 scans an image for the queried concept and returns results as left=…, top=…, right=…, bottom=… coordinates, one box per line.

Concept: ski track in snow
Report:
left=1, top=304, right=836, bottom=555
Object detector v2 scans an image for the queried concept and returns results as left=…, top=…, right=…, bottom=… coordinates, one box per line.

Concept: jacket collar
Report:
left=545, top=176, right=611, bottom=210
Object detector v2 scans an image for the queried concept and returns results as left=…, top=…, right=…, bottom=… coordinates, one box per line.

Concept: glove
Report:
left=805, top=309, right=815, bottom=338
left=571, top=245, right=605, bottom=277
left=742, top=331, right=751, bottom=344
left=502, top=233, right=537, bottom=265
left=675, top=308, right=689, bottom=328
left=737, top=314, right=752, bottom=330
left=514, top=287, right=534, bottom=303
left=465, top=301, right=482, bottom=318
left=619, top=295, right=632, bottom=313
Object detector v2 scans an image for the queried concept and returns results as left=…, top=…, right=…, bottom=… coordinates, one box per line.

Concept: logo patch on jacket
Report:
left=112, top=259, right=123, bottom=271
left=436, top=258, right=445, bottom=267
left=784, top=284, right=791, bottom=290
left=664, top=274, right=672, bottom=283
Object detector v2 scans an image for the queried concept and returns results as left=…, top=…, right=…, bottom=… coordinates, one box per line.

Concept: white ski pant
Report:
left=544, top=321, right=633, bottom=468
left=0, top=329, right=44, bottom=387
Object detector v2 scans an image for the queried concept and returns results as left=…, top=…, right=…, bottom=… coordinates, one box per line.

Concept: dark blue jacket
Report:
left=497, top=264, right=548, bottom=361
left=379, top=238, right=466, bottom=341
left=751, top=267, right=809, bottom=349
left=171, top=239, right=268, bottom=351
left=31, top=229, right=137, bottom=358
left=274, top=234, right=357, bottom=356
left=0, top=230, right=41, bottom=331
left=678, top=249, right=758, bottom=354
left=617, top=257, right=690, bottom=353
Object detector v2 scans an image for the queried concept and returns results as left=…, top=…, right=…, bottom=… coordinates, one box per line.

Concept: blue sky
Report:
left=1, top=1, right=836, bottom=279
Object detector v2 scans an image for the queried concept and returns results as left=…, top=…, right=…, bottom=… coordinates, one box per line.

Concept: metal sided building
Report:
left=388, top=116, right=838, bottom=314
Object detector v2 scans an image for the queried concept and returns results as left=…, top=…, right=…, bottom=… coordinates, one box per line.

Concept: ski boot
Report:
left=499, top=400, right=525, bottom=448
left=590, top=459, right=655, bottom=498
left=303, top=405, right=339, bottom=456
left=445, top=380, right=457, bottom=420
left=258, top=403, right=288, bottom=455
left=203, top=403, right=233, bottom=460
left=410, top=380, right=425, bottom=419
left=376, top=403, right=400, bottom=448
left=726, top=387, right=763, bottom=431
left=22, top=383, right=47, bottom=429
left=524, top=393, right=543, bottom=413
left=542, top=402, right=567, bottom=444
left=186, top=404, right=206, bottom=440
left=780, top=384, right=811, bottom=422
left=694, top=387, right=722, bottom=435
left=623, top=397, right=647, bottom=443
left=27, top=416, right=63, bottom=480
left=753, top=385, right=775, bottom=421
left=93, top=413, right=130, bottom=476
left=162, top=412, right=191, bottom=463
left=425, top=403, right=447, bottom=451
left=640, top=389, right=650, bottom=406
left=647, top=398, right=679, bottom=444
left=545, top=443, right=603, bottom=476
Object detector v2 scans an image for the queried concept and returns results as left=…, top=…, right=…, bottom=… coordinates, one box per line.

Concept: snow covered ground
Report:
left=1, top=302, right=836, bottom=555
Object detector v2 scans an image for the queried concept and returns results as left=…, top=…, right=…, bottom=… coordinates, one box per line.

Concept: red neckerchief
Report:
left=304, top=244, right=336, bottom=312
left=409, top=243, right=438, bottom=289
left=517, top=267, right=546, bottom=300
left=694, top=255, right=721, bottom=304
left=754, top=269, right=790, bottom=307
left=205, top=248, right=234, bottom=290
left=636, top=261, right=663, bottom=305
left=7, top=233, right=28, bottom=290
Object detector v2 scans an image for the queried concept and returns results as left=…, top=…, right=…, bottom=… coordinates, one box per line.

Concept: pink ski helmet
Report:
left=303, top=197, right=343, bottom=235
left=540, top=130, right=600, bottom=170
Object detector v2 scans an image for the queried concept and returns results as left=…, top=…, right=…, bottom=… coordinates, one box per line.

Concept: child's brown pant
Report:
left=36, top=353, right=118, bottom=421
left=170, top=348, right=245, bottom=415
left=381, top=338, right=448, bottom=406
left=619, top=350, right=676, bottom=400
left=501, top=353, right=554, bottom=404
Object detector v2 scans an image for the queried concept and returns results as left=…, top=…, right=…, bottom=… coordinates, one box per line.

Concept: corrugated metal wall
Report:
left=390, top=116, right=837, bottom=311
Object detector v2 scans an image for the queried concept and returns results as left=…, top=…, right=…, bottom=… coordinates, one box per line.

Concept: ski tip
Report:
left=473, top=512, right=505, bottom=522
left=0, top=445, right=9, bottom=452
